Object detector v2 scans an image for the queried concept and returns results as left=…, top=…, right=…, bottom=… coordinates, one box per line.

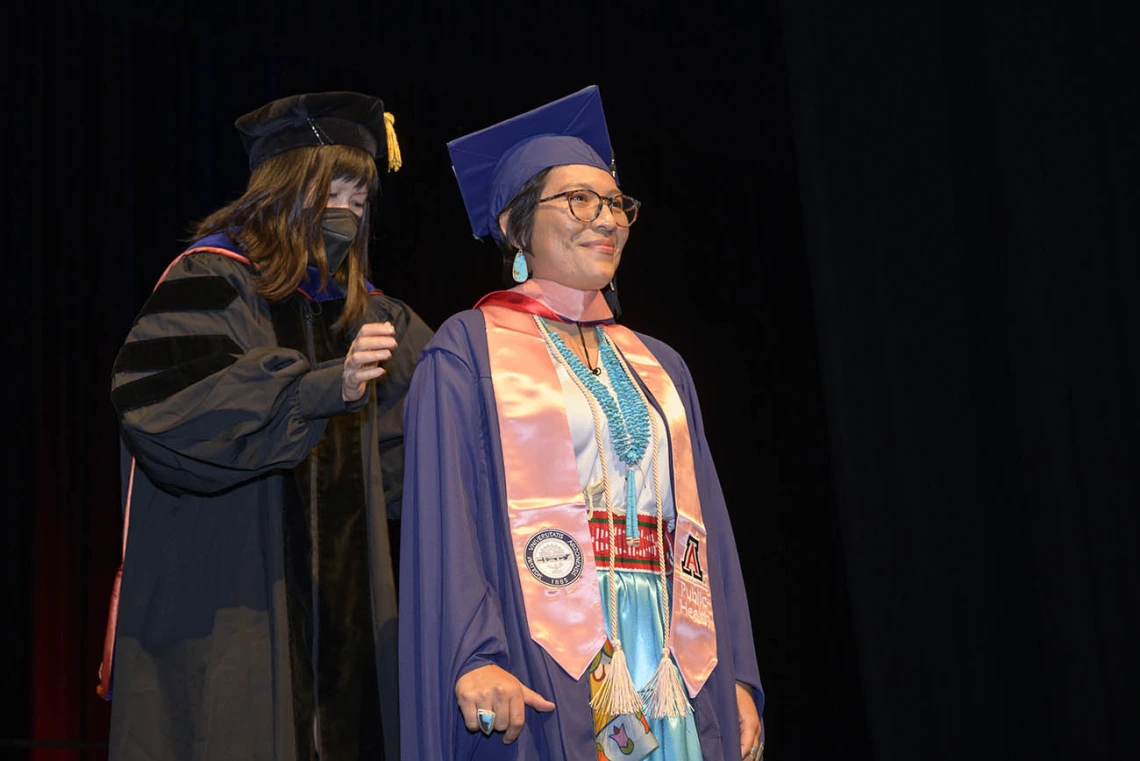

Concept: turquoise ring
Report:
left=477, top=708, right=495, bottom=736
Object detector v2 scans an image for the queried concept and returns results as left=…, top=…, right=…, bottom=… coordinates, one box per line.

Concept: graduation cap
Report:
left=447, top=85, right=615, bottom=241
left=234, top=91, right=402, bottom=172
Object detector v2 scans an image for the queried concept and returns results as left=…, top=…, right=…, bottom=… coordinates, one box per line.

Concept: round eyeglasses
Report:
left=538, top=188, right=641, bottom=227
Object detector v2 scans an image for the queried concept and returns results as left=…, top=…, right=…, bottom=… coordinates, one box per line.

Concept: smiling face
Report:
left=515, top=164, right=629, bottom=291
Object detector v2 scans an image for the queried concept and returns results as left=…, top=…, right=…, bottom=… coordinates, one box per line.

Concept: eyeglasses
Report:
left=538, top=188, right=641, bottom=227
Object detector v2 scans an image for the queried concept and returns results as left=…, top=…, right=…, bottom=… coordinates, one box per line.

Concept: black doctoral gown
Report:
left=105, top=234, right=432, bottom=761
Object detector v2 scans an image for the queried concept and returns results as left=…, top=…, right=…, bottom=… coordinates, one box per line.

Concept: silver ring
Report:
left=476, top=708, right=495, bottom=736
left=751, top=742, right=763, bottom=758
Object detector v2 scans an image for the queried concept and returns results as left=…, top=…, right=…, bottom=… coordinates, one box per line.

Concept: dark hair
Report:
left=192, top=144, right=379, bottom=330
left=495, top=167, right=551, bottom=285
left=497, top=167, right=552, bottom=253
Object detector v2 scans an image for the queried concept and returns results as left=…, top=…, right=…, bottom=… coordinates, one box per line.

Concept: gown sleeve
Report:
left=370, top=296, right=435, bottom=520
left=676, top=355, right=766, bottom=714
left=111, top=252, right=355, bottom=495
left=399, top=337, right=511, bottom=761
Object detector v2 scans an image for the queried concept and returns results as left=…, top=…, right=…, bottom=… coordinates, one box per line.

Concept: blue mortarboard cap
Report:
left=447, top=85, right=615, bottom=240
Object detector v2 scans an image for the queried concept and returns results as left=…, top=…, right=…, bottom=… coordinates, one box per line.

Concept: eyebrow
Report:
left=552, top=183, right=620, bottom=195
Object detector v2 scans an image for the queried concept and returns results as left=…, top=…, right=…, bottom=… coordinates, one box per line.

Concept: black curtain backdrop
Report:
left=781, top=1, right=1140, bottom=760
left=5, top=1, right=1134, bottom=760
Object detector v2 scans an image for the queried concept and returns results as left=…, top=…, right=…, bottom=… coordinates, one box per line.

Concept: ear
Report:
left=497, top=208, right=514, bottom=247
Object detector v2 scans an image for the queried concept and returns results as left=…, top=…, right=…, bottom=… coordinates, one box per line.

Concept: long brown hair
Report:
left=193, top=144, right=380, bottom=329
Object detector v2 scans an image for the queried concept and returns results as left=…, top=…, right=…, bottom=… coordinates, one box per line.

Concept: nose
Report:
left=592, top=200, right=618, bottom=232
left=326, top=199, right=363, bottom=218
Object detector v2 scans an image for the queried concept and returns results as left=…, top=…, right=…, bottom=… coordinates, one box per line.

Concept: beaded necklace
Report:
left=538, top=319, right=650, bottom=541
left=535, top=316, right=692, bottom=720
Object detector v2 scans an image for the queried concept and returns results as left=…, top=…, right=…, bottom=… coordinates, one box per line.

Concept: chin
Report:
left=589, top=264, right=619, bottom=289
left=546, top=265, right=617, bottom=291
left=581, top=274, right=615, bottom=291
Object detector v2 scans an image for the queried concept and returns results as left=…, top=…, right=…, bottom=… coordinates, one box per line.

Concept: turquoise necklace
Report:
left=541, top=321, right=650, bottom=540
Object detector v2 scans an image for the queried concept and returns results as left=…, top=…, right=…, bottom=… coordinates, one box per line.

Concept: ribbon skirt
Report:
left=596, top=569, right=701, bottom=761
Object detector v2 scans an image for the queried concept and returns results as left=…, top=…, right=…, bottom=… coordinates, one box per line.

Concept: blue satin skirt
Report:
left=599, top=569, right=702, bottom=761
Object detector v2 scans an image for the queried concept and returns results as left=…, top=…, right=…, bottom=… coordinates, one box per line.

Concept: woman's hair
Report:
left=497, top=166, right=553, bottom=250
left=192, top=144, right=380, bottom=330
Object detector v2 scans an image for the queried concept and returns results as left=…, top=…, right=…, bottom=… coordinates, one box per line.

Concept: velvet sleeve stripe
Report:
left=136, top=276, right=239, bottom=318
left=113, top=335, right=244, bottom=374
left=111, top=352, right=240, bottom=412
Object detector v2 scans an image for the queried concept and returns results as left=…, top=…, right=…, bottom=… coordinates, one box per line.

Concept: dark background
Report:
left=5, top=0, right=1137, bottom=759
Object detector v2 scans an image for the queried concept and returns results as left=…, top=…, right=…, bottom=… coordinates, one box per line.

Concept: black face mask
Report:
left=319, top=207, right=361, bottom=275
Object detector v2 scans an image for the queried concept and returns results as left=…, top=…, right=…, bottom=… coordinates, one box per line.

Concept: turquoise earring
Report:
left=512, top=249, right=529, bottom=283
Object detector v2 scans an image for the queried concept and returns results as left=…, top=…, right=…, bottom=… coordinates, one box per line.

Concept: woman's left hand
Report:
left=736, top=681, right=763, bottom=760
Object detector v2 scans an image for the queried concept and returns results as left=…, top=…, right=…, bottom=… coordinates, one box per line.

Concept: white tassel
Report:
left=640, top=648, right=692, bottom=718
left=589, top=639, right=644, bottom=716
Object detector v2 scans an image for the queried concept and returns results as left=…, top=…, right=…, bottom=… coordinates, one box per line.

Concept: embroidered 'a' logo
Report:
left=680, top=535, right=704, bottom=581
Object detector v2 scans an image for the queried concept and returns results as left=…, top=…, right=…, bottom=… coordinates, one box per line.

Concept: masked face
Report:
left=320, top=207, right=361, bottom=275
left=319, top=177, right=368, bottom=274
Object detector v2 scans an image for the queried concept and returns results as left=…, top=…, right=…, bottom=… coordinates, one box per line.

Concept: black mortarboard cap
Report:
left=234, top=91, right=402, bottom=172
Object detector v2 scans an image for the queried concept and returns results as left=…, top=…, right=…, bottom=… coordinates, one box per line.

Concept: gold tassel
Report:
left=589, top=638, right=644, bottom=717
left=640, top=647, right=692, bottom=718
left=383, top=112, right=402, bottom=172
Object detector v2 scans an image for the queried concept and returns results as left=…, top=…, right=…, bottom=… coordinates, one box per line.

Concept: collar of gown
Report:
left=476, top=278, right=614, bottom=324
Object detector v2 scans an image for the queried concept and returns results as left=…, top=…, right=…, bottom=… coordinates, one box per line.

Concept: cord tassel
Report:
left=383, top=112, right=402, bottom=172
left=589, top=638, right=644, bottom=717
left=640, top=647, right=692, bottom=719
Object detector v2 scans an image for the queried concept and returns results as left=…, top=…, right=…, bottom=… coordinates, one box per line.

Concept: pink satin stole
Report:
left=479, top=282, right=718, bottom=695
left=481, top=303, right=607, bottom=680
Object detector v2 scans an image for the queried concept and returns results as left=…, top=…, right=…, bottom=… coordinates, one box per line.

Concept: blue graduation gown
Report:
left=399, top=309, right=763, bottom=761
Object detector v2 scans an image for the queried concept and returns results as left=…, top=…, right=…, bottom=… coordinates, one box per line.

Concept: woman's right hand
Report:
left=342, top=322, right=398, bottom=402
left=455, top=664, right=556, bottom=744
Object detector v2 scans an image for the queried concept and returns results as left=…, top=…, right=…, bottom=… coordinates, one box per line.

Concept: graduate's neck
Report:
left=512, top=277, right=612, bottom=324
